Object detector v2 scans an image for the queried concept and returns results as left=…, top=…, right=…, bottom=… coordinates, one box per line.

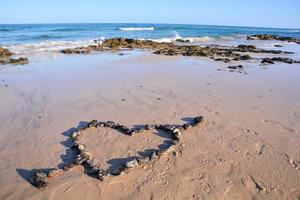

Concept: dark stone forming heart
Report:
left=29, top=116, right=204, bottom=189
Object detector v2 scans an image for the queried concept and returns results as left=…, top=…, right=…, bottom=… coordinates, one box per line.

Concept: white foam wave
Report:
left=4, top=37, right=105, bottom=54
left=119, top=27, right=154, bottom=31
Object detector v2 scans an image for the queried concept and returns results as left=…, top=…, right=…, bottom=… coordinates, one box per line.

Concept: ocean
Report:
left=0, top=23, right=299, bottom=54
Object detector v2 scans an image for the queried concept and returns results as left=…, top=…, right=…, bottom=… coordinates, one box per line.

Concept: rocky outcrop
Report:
left=0, top=47, right=13, bottom=57
left=60, top=38, right=297, bottom=64
left=261, top=57, right=300, bottom=65
left=247, top=34, right=300, bottom=44
left=0, top=47, right=29, bottom=65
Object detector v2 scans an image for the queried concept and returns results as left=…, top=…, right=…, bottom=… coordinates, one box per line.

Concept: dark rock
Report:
left=182, top=123, right=192, bottom=130
left=274, top=44, right=283, bottom=47
left=145, top=124, right=155, bottom=130
left=214, top=58, right=231, bottom=63
left=228, top=65, right=243, bottom=70
left=30, top=169, right=49, bottom=189
left=176, top=39, right=190, bottom=43
left=194, top=116, right=204, bottom=124
left=110, top=165, right=126, bottom=176
left=261, top=58, right=275, bottom=65
left=234, top=54, right=252, bottom=61
left=87, top=120, right=98, bottom=128
left=247, top=34, right=300, bottom=44
left=9, top=57, right=29, bottom=65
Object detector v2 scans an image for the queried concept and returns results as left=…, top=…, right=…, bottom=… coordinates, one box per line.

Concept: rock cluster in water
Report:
left=0, top=47, right=29, bottom=65
left=247, top=34, right=300, bottom=44
left=60, top=38, right=293, bottom=63
left=29, top=116, right=204, bottom=189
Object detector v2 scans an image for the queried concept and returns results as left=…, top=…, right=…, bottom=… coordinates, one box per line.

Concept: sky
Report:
left=0, top=0, right=299, bottom=28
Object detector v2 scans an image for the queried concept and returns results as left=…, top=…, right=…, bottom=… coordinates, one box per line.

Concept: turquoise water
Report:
left=0, top=23, right=299, bottom=53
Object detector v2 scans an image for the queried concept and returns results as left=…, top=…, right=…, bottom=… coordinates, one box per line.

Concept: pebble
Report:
left=48, top=169, right=64, bottom=178
left=125, top=159, right=139, bottom=168
left=30, top=169, right=49, bottom=189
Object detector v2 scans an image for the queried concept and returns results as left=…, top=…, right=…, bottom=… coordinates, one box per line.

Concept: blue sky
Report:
left=0, top=0, right=299, bottom=28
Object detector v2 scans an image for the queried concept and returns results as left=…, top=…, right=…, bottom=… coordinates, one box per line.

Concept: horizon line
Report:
left=0, top=22, right=299, bottom=30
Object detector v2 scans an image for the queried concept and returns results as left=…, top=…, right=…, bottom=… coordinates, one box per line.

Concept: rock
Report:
left=80, top=150, right=92, bottom=160
left=274, top=44, right=283, bottom=47
left=145, top=124, right=155, bottom=130
left=237, top=45, right=257, bottom=51
left=176, top=39, right=190, bottom=43
left=30, top=169, right=49, bottom=189
left=228, top=65, right=243, bottom=70
left=125, top=159, right=139, bottom=168
left=77, top=144, right=86, bottom=151
left=182, top=123, right=192, bottom=130
left=9, top=57, right=29, bottom=65
left=0, top=47, right=13, bottom=57
left=261, top=58, right=275, bottom=65
left=137, top=157, right=151, bottom=164
left=234, top=54, right=252, bottom=61
left=247, top=34, right=300, bottom=44
left=75, top=155, right=88, bottom=165
left=72, top=131, right=82, bottom=140
left=63, top=162, right=76, bottom=171
left=87, top=120, right=98, bottom=128
left=171, top=128, right=182, bottom=141
left=47, top=169, right=64, bottom=178
left=271, top=57, right=299, bottom=64
left=214, top=58, right=231, bottom=63
left=149, top=150, right=159, bottom=162
left=110, top=165, right=126, bottom=176
left=194, top=116, right=204, bottom=124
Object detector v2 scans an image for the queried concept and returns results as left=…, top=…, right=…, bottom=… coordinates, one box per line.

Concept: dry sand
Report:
left=0, top=47, right=300, bottom=199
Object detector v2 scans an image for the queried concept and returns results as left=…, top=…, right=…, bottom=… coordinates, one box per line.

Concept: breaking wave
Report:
left=4, top=37, right=105, bottom=54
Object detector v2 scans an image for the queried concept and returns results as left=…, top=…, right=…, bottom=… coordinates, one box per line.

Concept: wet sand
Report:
left=0, top=47, right=300, bottom=199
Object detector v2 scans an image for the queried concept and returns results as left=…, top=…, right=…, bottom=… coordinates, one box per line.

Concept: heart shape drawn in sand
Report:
left=28, top=116, right=203, bottom=189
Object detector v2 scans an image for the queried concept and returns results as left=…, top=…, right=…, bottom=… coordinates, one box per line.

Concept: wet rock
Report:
left=247, top=34, right=300, bottom=44
left=233, top=54, right=252, bottom=61
left=271, top=57, right=300, bottom=64
left=237, top=45, right=257, bottom=51
left=176, top=39, right=190, bottom=43
left=261, top=58, right=275, bottom=65
left=228, top=65, right=243, bottom=70
left=9, top=57, right=29, bottom=65
left=48, top=169, right=64, bottom=178
left=30, top=169, right=49, bottom=189
left=274, top=44, right=283, bottom=47
left=125, top=159, right=139, bottom=168
left=0, top=47, right=13, bottom=57
left=214, top=58, right=231, bottom=63
left=104, top=121, right=117, bottom=128
left=61, top=47, right=92, bottom=54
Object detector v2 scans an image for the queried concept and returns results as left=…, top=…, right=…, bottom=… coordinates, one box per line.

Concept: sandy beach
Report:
left=0, top=38, right=299, bottom=199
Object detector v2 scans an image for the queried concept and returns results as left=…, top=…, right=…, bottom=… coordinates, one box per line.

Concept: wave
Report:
left=32, top=35, right=65, bottom=40
left=3, top=37, right=105, bottom=54
left=119, top=27, right=155, bottom=31
left=50, top=28, right=88, bottom=32
left=0, top=28, right=12, bottom=32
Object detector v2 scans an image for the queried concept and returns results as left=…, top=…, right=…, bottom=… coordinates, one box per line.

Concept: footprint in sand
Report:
left=290, top=158, right=300, bottom=170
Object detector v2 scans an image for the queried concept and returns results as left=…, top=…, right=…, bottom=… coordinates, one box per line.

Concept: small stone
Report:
left=182, top=123, right=192, bottom=130
left=149, top=150, right=159, bottom=162
left=77, top=144, right=86, bottom=151
left=63, top=163, right=76, bottom=171
left=80, top=150, right=92, bottom=160
left=97, top=122, right=105, bottom=127
left=110, top=165, right=126, bottom=176
left=87, top=120, right=98, bottom=128
left=47, top=169, right=64, bottom=178
left=145, top=124, right=155, bottom=130
left=72, top=131, right=82, bottom=140
left=30, top=169, right=49, bottom=189
left=125, top=159, right=139, bottom=168
left=75, top=155, right=88, bottom=165
left=194, top=116, right=203, bottom=124
left=137, top=157, right=151, bottom=164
